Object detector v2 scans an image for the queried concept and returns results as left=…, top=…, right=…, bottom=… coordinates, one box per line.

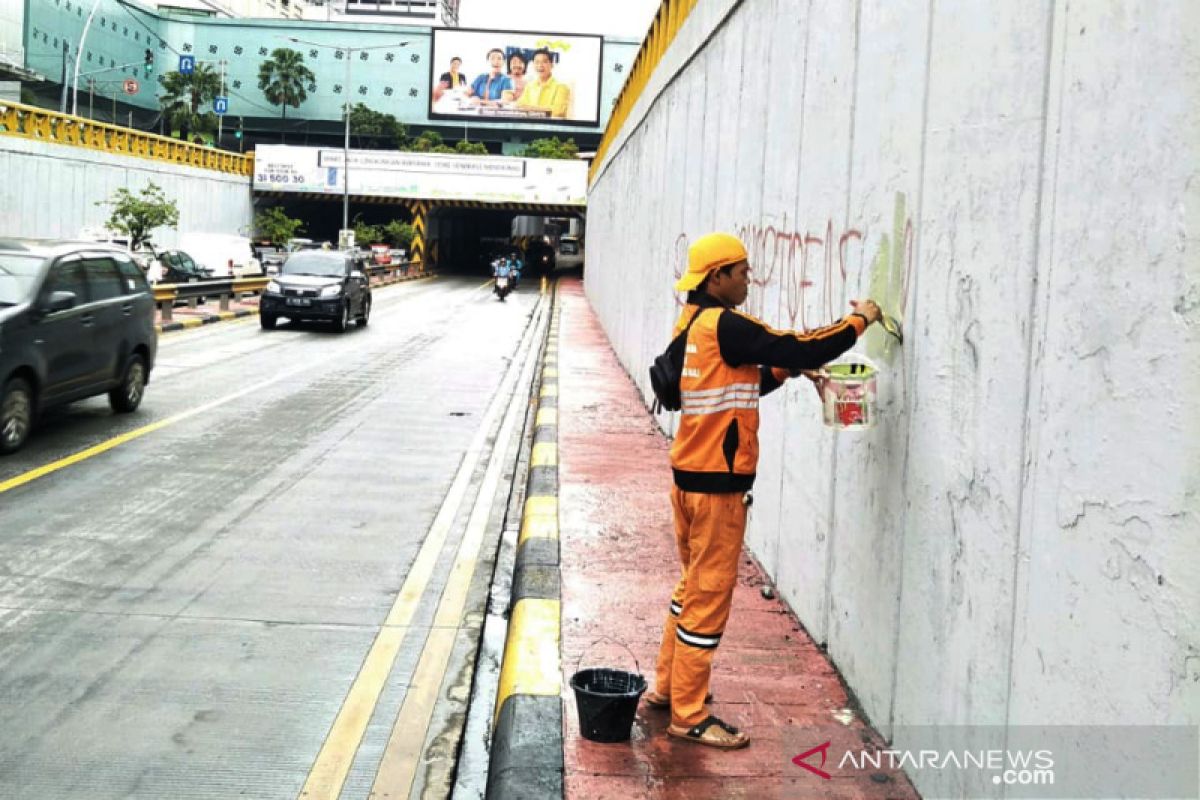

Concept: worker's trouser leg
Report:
left=653, top=486, right=748, bottom=728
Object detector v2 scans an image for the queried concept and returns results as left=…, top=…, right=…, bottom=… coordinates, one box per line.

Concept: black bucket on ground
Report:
left=570, top=667, right=647, bottom=743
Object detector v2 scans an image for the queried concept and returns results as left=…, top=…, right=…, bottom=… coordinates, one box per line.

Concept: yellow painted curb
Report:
left=535, top=407, right=558, bottom=427
left=494, top=597, right=562, bottom=724
left=530, top=442, right=557, bottom=467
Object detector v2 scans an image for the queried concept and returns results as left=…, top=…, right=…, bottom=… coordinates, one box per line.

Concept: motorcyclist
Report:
left=492, top=257, right=512, bottom=299
left=508, top=252, right=523, bottom=290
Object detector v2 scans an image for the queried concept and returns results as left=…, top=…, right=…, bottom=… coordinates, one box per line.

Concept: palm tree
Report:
left=258, top=48, right=316, bottom=143
left=158, top=65, right=221, bottom=141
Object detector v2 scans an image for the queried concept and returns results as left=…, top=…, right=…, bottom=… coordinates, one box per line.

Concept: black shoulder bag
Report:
left=648, top=307, right=705, bottom=413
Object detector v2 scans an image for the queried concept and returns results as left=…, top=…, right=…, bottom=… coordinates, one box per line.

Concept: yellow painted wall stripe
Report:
left=530, top=442, right=557, bottom=467
left=494, top=598, right=562, bottom=723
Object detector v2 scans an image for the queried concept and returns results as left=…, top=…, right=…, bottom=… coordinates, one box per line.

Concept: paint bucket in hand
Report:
left=570, top=638, right=646, bottom=743
left=818, top=354, right=878, bottom=430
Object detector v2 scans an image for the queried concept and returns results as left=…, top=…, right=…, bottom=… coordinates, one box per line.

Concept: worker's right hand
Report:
left=850, top=299, right=882, bottom=325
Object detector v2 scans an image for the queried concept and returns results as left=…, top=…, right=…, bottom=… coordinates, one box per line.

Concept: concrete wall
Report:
left=0, top=136, right=253, bottom=247
left=586, top=0, right=1198, bottom=790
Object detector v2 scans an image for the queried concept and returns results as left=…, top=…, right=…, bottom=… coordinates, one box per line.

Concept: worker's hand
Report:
left=850, top=298, right=882, bottom=325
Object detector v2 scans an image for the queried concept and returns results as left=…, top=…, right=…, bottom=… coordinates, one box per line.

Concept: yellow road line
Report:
left=0, top=362, right=316, bottom=496
left=301, top=291, right=547, bottom=799
left=299, top=347, right=519, bottom=799
left=369, top=297, right=533, bottom=799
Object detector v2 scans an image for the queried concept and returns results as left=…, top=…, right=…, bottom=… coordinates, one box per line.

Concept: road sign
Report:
left=178, top=55, right=195, bottom=75
left=122, top=78, right=139, bottom=95
left=213, top=96, right=229, bottom=115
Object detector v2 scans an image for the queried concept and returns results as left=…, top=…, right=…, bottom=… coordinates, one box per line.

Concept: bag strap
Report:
left=677, top=306, right=706, bottom=341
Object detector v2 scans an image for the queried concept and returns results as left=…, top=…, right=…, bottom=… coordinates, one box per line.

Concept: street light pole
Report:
left=343, top=47, right=352, bottom=232
left=71, top=0, right=104, bottom=117
left=284, top=36, right=408, bottom=238
left=218, top=60, right=226, bottom=144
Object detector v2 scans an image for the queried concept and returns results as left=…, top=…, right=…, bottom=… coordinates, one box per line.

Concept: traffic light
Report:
left=234, top=117, right=243, bottom=140
left=143, top=49, right=154, bottom=76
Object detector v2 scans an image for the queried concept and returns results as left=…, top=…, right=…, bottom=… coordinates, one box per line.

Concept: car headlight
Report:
left=266, top=280, right=282, bottom=294
left=319, top=284, right=343, bottom=298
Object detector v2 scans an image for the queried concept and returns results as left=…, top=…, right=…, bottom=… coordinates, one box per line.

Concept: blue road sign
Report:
left=213, top=96, right=229, bottom=115
left=178, top=55, right=195, bottom=75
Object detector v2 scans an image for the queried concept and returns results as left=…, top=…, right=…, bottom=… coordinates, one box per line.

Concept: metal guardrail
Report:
left=0, top=100, right=254, bottom=176
left=152, top=262, right=420, bottom=321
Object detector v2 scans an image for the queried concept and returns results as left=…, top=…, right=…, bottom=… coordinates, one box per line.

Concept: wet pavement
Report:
left=554, top=277, right=920, bottom=799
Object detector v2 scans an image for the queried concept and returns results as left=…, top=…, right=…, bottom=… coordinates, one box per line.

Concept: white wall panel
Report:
left=0, top=137, right=252, bottom=248
left=587, top=6, right=1198, bottom=793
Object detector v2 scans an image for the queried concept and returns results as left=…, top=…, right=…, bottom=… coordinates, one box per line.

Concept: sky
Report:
left=457, top=0, right=661, bottom=40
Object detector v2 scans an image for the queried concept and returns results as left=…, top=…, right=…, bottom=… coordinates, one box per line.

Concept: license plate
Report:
left=286, top=297, right=312, bottom=307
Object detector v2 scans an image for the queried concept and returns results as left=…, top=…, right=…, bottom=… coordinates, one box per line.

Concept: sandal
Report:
left=644, top=690, right=712, bottom=709
left=668, top=715, right=749, bottom=749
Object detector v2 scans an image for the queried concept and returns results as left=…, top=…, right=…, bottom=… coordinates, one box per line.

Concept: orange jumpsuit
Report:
left=655, top=293, right=866, bottom=728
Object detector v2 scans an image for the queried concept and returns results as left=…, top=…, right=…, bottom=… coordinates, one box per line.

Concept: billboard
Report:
left=253, top=145, right=588, bottom=206
left=428, top=27, right=603, bottom=127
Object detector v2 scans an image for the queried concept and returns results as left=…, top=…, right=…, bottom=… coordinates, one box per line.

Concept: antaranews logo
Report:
left=791, top=741, right=833, bottom=780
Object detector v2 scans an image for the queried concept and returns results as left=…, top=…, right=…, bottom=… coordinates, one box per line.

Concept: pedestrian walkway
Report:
left=554, top=278, right=919, bottom=799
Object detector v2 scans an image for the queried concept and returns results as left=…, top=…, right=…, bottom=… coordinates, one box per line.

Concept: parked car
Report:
left=0, top=238, right=157, bottom=454
left=259, top=250, right=371, bottom=333
left=178, top=233, right=263, bottom=279
left=369, top=244, right=392, bottom=266
left=151, top=250, right=215, bottom=284
left=559, top=236, right=581, bottom=256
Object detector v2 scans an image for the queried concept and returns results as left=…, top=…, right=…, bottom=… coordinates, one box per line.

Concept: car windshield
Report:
left=0, top=253, right=43, bottom=305
left=281, top=253, right=345, bottom=277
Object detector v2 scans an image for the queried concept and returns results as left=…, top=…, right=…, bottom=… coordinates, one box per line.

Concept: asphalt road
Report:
left=0, top=275, right=546, bottom=799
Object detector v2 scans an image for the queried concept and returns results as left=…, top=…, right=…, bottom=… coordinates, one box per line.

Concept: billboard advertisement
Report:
left=253, top=145, right=588, bottom=206
left=428, top=27, right=603, bottom=126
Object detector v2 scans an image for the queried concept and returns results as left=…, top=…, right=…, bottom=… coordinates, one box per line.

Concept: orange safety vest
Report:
left=668, top=298, right=864, bottom=493
left=670, top=305, right=764, bottom=492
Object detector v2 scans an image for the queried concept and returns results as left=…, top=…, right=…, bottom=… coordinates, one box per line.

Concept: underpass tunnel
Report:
left=253, top=192, right=585, bottom=276
left=429, top=203, right=587, bottom=278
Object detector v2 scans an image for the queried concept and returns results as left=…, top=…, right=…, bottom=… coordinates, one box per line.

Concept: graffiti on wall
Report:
left=669, top=193, right=914, bottom=363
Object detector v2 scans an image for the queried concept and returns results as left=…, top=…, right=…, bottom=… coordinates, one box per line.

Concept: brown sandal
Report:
left=667, top=715, right=749, bottom=749
left=644, top=690, right=712, bottom=709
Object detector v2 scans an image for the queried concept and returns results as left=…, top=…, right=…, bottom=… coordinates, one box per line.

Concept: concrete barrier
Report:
left=487, top=295, right=563, bottom=800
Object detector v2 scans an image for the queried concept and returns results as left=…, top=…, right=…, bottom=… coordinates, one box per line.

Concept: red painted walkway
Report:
left=556, top=277, right=919, bottom=799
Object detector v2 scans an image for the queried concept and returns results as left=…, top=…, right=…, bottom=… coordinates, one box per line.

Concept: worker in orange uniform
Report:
left=644, top=232, right=881, bottom=749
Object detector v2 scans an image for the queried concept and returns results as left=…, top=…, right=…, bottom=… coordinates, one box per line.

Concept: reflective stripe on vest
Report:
left=680, top=383, right=759, bottom=415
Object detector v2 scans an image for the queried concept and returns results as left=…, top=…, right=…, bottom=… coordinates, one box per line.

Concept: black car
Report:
left=155, top=249, right=214, bottom=283
left=0, top=239, right=157, bottom=454
left=259, top=250, right=371, bottom=332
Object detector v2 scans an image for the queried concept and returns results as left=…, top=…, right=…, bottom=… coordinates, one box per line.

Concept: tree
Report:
left=404, top=130, right=454, bottom=154
left=383, top=220, right=415, bottom=251
left=349, top=103, right=407, bottom=149
left=158, top=65, right=221, bottom=140
left=352, top=215, right=382, bottom=246
left=254, top=206, right=305, bottom=245
left=258, top=48, right=316, bottom=143
left=454, top=139, right=488, bottom=155
left=522, top=136, right=580, bottom=160
left=96, top=183, right=180, bottom=250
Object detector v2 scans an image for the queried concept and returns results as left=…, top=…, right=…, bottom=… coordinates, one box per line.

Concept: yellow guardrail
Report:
left=590, top=0, right=697, bottom=184
left=0, top=100, right=253, bottom=177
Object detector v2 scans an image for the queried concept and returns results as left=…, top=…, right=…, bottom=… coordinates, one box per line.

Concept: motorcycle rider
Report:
left=492, top=256, right=513, bottom=299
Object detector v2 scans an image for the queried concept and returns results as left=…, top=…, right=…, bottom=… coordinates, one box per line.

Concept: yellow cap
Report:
left=675, top=232, right=748, bottom=292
